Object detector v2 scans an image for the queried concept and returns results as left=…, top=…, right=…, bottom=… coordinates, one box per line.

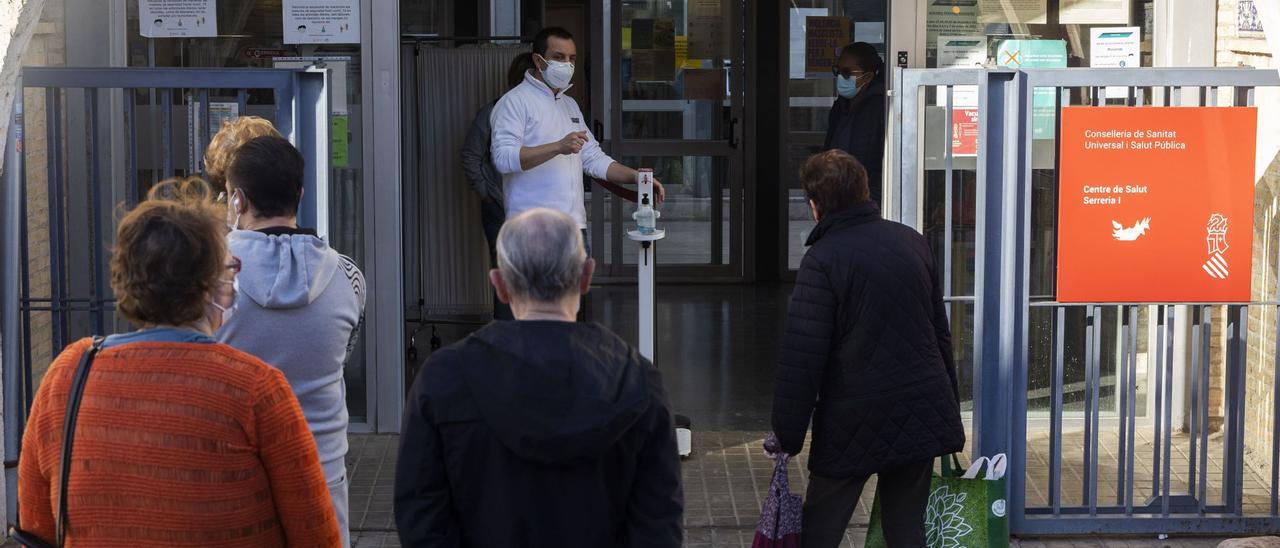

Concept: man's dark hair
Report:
left=226, top=135, right=304, bottom=218
left=532, top=27, right=574, bottom=58
left=839, top=42, right=885, bottom=75
left=507, top=52, right=536, bottom=88
left=800, top=150, right=870, bottom=217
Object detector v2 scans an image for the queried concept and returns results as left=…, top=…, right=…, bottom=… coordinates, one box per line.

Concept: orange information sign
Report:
left=1057, top=107, right=1257, bottom=303
left=951, top=108, right=979, bottom=156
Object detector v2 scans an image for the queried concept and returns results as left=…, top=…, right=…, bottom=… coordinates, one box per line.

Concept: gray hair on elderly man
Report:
left=489, top=208, right=597, bottom=321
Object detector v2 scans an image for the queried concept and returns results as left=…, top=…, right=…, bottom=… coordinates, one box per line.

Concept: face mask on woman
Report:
left=210, top=278, right=239, bottom=325
left=836, top=75, right=859, bottom=99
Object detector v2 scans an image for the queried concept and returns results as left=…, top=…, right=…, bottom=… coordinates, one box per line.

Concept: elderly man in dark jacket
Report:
left=771, top=150, right=965, bottom=548
left=394, top=208, right=683, bottom=548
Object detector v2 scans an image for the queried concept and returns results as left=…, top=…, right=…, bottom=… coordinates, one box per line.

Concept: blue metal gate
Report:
left=892, top=67, right=1280, bottom=535
left=0, top=67, right=329, bottom=520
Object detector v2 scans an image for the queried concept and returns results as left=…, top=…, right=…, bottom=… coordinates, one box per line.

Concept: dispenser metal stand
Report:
left=628, top=171, right=691, bottom=458
left=625, top=228, right=690, bottom=458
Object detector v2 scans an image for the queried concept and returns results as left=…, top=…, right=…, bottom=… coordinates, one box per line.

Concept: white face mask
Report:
left=538, top=54, right=574, bottom=90
left=210, top=278, right=239, bottom=326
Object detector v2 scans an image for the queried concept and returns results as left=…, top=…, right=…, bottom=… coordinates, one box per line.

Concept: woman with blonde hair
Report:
left=17, top=178, right=340, bottom=547
left=204, top=116, right=282, bottom=190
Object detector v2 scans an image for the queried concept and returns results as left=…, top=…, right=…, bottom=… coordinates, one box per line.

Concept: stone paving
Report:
left=346, top=433, right=1255, bottom=548
left=1023, top=426, right=1273, bottom=513
left=2, top=429, right=1258, bottom=547
left=348, top=531, right=1231, bottom=547
left=0, top=419, right=1249, bottom=548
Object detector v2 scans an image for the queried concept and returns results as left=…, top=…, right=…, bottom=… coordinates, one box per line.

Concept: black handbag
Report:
left=9, top=337, right=105, bottom=548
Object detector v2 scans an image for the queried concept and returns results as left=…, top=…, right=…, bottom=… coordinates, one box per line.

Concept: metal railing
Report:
left=892, top=67, right=1280, bottom=535
left=0, top=67, right=329, bottom=521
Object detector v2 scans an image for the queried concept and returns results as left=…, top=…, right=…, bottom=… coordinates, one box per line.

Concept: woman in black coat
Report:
left=824, top=42, right=887, bottom=205
left=770, top=150, right=965, bottom=548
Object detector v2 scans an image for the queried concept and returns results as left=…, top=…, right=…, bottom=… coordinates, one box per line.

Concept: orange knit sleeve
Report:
left=18, top=378, right=55, bottom=542
left=252, top=366, right=342, bottom=547
left=18, top=340, right=89, bottom=542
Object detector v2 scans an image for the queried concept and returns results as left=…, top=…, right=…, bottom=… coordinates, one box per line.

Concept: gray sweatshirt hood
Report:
left=227, top=229, right=339, bottom=310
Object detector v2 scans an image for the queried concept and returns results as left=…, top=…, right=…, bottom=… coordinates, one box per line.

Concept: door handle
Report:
left=728, top=117, right=740, bottom=149
left=593, top=119, right=604, bottom=139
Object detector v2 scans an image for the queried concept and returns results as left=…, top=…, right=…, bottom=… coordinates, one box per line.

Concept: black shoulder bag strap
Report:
left=54, top=336, right=105, bottom=546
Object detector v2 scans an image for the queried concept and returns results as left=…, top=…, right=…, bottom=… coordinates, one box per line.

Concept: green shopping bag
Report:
left=865, top=454, right=1010, bottom=548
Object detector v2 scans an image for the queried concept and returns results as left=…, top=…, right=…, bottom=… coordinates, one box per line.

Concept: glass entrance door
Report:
left=783, top=1, right=889, bottom=273
left=590, top=0, right=747, bottom=280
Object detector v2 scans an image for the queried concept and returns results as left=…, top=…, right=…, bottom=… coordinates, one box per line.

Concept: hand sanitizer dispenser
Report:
left=632, top=168, right=660, bottom=234
left=624, top=168, right=687, bottom=457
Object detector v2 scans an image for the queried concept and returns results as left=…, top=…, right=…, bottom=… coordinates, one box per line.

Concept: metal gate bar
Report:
left=45, top=87, right=66, bottom=355
left=1188, top=306, right=1201, bottom=512
left=161, top=88, right=172, bottom=177
left=893, top=67, right=1280, bottom=535
left=1083, top=305, right=1098, bottom=513
left=1, top=75, right=24, bottom=519
left=943, top=85, right=954, bottom=318
left=1, top=67, right=330, bottom=523
left=1161, top=306, right=1171, bottom=513
left=124, top=89, right=137, bottom=205
left=1050, top=306, right=1064, bottom=513
left=1125, top=305, right=1139, bottom=514
left=85, top=88, right=106, bottom=337
left=1201, top=305, right=1213, bottom=514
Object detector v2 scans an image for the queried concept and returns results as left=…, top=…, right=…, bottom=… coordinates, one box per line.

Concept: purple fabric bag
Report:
left=752, top=453, right=803, bottom=548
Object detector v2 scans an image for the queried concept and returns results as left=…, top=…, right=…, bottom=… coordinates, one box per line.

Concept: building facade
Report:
left=4, top=0, right=1277, bottom=459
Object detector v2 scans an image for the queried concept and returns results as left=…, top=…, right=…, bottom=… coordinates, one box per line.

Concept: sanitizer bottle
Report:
left=634, top=193, right=659, bottom=234
left=633, top=168, right=660, bottom=234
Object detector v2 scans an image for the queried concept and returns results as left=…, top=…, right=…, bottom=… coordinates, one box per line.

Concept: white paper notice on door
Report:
left=979, top=0, right=1048, bottom=25
left=209, top=102, right=239, bottom=138
left=283, top=0, right=360, bottom=44
left=1060, top=0, right=1131, bottom=25
left=688, top=0, right=727, bottom=60
left=926, top=0, right=981, bottom=56
left=937, top=36, right=988, bottom=107
left=854, top=22, right=885, bottom=44
left=1089, top=27, right=1141, bottom=98
left=788, top=8, right=828, bottom=79
left=138, top=0, right=217, bottom=38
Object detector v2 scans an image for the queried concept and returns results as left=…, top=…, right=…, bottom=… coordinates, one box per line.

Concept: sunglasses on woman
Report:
left=832, top=68, right=870, bottom=79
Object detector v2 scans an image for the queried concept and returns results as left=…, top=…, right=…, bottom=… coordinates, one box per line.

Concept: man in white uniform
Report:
left=490, top=26, right=664, bottom=254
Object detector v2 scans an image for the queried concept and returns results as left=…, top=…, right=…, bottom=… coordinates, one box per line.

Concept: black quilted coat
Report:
left=824, top=77, right=886, bottom=205
left=771, top=201, right=965, bottom=478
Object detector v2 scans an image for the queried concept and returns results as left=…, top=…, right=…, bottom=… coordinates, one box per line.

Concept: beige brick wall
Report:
left=21, top=0, right=65, bottom=384
left=1216, top=0, right=1280, bottom=477
left=0, top=0, right=51, bottom=524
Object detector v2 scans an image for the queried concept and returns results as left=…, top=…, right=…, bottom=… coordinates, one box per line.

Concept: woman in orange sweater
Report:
left=17, top=178, right=340, bottom=547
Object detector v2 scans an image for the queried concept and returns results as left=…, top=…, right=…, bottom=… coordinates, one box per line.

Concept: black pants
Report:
left=576, top=228, right=592, bottom=322
left=801, top=459, right=933, bottom=548
left=481, top=199, right=513, bottom=321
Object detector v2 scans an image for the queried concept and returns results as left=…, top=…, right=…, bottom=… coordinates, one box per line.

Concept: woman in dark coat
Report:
left=770, top=150, right=965, bottom=548
left=824, top=42, right=887, bottom=205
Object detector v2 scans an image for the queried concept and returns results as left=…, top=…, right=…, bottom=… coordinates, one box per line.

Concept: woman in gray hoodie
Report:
left=215, top=134, right=365, bottom=548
